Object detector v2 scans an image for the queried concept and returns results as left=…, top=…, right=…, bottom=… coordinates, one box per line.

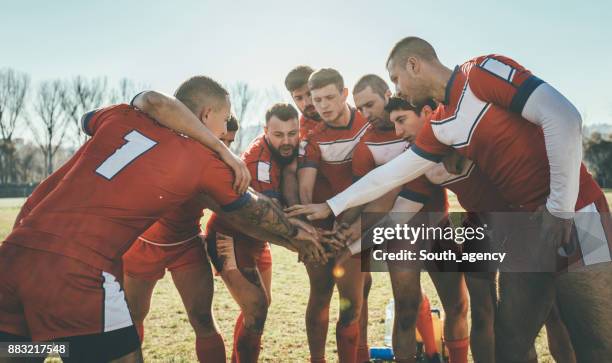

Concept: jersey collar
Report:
left=443, top=66, right=460, bottom=105
left=326, top=106, right=356, bottom=130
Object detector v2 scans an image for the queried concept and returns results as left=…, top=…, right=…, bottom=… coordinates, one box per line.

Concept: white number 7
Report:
left=96, top=130, right=157, bottom=180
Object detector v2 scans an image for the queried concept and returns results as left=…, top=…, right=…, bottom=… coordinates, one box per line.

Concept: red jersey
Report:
left=414, top=54, right=600, bottom=211
left=353, top=126, right=508, bottom=213
left=352, top=127, right=447, bottom=213
left=299, top=107, right=370, bottom=196
left=4, top=104, right=247, bottom=272
left=206, top=134, right=283, bottom=238
left=137, top=198, right=206, bottom=245
left=299, top=114, right=322, bottom=140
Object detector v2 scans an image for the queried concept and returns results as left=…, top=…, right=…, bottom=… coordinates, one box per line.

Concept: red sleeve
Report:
left=400, top=175, right=437, bottom=204
left=13, top=145, right=86, bottom=229
left=81, top=104, right=133, bottom=136
left=198, top=153, right=250, bottom=211
left=352, top=141, right=375, bottom=179
left=468, top=55, right=544, bottom=114
left=298, top=137, right=321, bottom=169
left=413, top=119, right=451, bottom=162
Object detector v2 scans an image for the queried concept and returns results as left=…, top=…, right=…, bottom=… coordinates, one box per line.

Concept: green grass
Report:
left=3, top=193, right=611, bottom=362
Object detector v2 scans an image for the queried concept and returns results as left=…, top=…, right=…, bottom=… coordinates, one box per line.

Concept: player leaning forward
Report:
left=289, top=37, right=612, bottom=362
left=0, top=76, right=325, bottom=363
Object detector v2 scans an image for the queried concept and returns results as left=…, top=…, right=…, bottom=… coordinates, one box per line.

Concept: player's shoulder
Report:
left=465, top=54, right=525, bottom=75
left=242, top=134, right=271, bottom=164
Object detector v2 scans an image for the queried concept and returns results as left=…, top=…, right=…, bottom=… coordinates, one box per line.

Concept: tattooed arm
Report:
left=199, top=189, right=325, bottom=262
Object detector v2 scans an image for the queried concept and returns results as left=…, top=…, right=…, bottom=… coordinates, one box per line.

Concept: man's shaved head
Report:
left=386, top=36, right=439, bottom=68
left=353, top=74, right=389, bottom=99
left=174, top=75, right=229, bottom=115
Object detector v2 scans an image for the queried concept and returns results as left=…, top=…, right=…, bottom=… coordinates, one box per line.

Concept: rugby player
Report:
left=0, top=76, right=324, bottom=363
left=287, top=37, right=612, bottom=362
left=221, top=114, right=239, bottom=147
left=351, top=76, right=468, bottom=363
left=121, top=113, right=243, bottom=362
left=205, top=103, right=300, bottom=363
left=382, top=96, right=576, bottom=363
left=297, top=68, right=370, bottom=363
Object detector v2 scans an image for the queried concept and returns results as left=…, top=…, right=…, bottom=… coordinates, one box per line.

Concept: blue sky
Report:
left=2, top=0, right=611, bottom=125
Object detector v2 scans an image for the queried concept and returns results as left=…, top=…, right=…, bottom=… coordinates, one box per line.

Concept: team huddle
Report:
left=1, top=36, right=611, bottom=363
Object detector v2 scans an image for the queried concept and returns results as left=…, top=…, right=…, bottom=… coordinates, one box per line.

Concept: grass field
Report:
left=1, top=192, right=611, bottom=362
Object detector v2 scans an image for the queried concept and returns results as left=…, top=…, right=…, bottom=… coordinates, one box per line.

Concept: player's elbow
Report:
left=134, top=90, right=170, bottom=115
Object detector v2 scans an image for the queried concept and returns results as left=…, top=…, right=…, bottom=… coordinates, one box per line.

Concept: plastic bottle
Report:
left=370, top=346, right=394, bottom=361
left=384, top=298, right=394, bottom=346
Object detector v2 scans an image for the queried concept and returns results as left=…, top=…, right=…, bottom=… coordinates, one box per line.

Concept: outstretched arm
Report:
left=286, top=148, right=435, bottom=220
left=132, top=91, right=250, bottom=193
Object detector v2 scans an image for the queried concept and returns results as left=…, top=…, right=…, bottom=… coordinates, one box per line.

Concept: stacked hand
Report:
left=287, top=218, right=327, bottom=264
left=285, top=202, right=333, bottom=221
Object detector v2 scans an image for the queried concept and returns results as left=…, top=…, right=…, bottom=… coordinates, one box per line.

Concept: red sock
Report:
left=135, top=322, right=144, bottom=343
left=445, top=337, right=469, bottom=363
left=235, top=326, right=262, bottom=363
left=356, top=343, right=370, bottom=363
left=416, top=295, right=438, bottom=357
left=231, top=312, right=244, bottom=363
left=336, top=320, right=359, bottom=363
left=310, top=357, right=326, bottom=363
left=196, top=333, right=226, bottom=363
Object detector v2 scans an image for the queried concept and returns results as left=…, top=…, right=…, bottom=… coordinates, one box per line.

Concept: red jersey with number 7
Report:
left=3, top=104, right=248, bottom=272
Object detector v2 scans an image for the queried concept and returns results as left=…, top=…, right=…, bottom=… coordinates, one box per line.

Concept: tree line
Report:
left=0, top=68, right=146, bottom=186
left=1, top=67, right=610, bottom=194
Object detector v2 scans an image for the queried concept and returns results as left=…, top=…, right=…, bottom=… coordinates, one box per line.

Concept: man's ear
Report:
left=200, top=107, right=212, bottom=123
left=384, top=89, right=392, bottom=103
left=407, top=57, right=419, bottom=73
left=342, top=87, right=349, bottom=99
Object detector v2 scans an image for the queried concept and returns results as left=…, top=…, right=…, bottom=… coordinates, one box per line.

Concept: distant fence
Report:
left=0, top=184, right=39, bottom=198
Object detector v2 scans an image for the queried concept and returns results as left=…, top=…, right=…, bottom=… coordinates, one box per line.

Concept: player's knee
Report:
left=445, top=295, right=469, bottom=321
left=395, top=298, right=420, bottom=331
left=187, top=309, right=216, bottom=333
left=244, top=297, right=269, bottom=322
left=470, top=303, right=494, bottom=332
left=338, top=301, right=361, bottom=326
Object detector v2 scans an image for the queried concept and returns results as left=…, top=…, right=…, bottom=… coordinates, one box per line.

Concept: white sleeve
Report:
left=327, top=148, right=435, bottom=216
left=521, top=82, right=582, bottom=218
left=347, top=196, right=424, bottom=256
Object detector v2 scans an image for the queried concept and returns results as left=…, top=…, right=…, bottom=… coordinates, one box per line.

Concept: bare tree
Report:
left=0, top=68, right=29, bottom=183
left=109, top=78, right=149, bottom=104
left=29, top=80, right=70, bottom=176
left=229, top=82, right=259, bottom=152
left=61, top=76, right=110, bottom=145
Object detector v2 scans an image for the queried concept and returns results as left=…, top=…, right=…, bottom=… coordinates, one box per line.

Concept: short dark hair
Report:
left=387, top=36, right=439, bottom=69
left=385, top=96, right=437, bottom=115
left=174, top=75, right=229, bottom=114
left=353, top=74, right=389, bottom=99
left=265, top=103, right=299, bottom=123
left=227, top=114, right=239, bottom=132
left=308, top=68, right=344, bottom=92
left=285, top=65, right=315, bottom=92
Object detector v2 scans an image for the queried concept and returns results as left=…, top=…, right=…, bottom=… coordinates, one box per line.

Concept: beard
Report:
left=303, top=105, right=321, bottom=121
left=269, top=144, right=298, bottom=166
